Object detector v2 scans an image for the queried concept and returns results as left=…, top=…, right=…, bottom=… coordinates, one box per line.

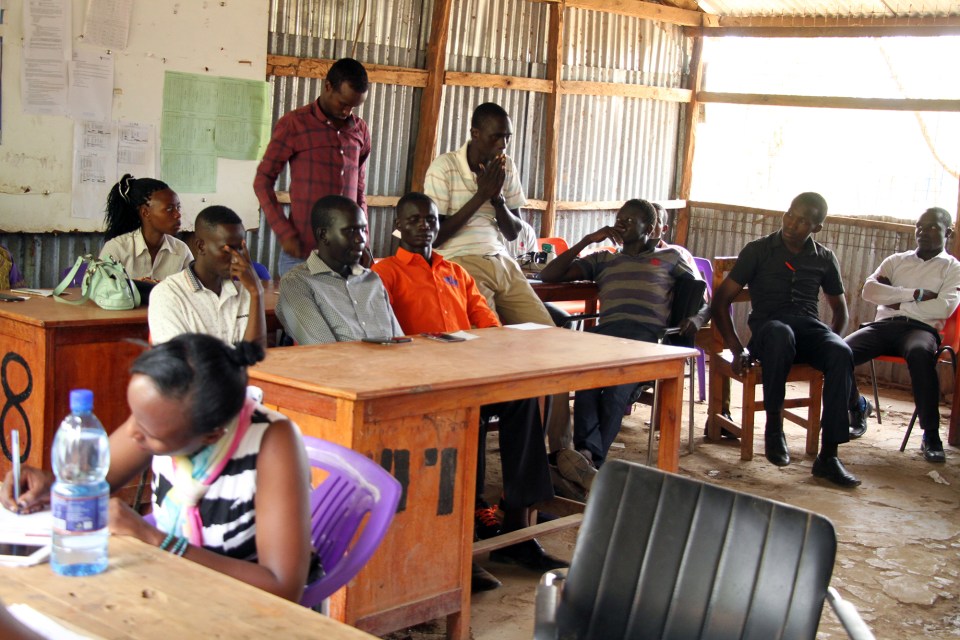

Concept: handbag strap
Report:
left=53, top=255, right=92, bottom=305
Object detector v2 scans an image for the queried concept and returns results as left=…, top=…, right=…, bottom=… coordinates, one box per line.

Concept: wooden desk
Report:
left=249, top=327, right=696, bottom=639
left=530, top=279, right=598, bottom=312
left=0, top=536, right=374, bottom=639
left=0, top=286, right=281, bottom=479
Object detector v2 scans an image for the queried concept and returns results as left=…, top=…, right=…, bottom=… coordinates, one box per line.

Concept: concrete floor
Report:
left=385, top=378, right=960, bottom=640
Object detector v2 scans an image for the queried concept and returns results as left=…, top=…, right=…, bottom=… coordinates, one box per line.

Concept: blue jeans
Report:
left=277, top=251, right=305, bottom=278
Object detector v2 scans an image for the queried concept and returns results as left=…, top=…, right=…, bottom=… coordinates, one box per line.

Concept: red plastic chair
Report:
left=537, top=237, right=570, bottom=254
left=300, top=436, right=402, bottom=608
left=868, top=306, right=960, bottom=452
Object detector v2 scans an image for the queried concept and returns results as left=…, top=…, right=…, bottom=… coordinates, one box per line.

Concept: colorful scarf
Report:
left=155, top=397, right=256, bottom=546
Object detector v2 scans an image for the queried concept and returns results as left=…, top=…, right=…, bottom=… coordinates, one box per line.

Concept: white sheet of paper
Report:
left=448, top=331, right=479, bottom=341
left=504, top=322, right=554, bottom=330
left=82, top=0, right=133, bottom=50
left=0, top=507, right=53, bottom=539
left=22, top=0, right=72, bottom=116
left=72, top=120, right=116, bottom=219
left=69, top=48, right=114, bottom=122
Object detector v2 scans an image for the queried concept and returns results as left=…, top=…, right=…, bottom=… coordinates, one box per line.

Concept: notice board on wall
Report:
left=0, top=0, right=269, bottom=233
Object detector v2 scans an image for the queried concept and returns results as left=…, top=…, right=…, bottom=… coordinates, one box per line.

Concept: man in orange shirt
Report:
left=373, top=192, right=564, bottom=590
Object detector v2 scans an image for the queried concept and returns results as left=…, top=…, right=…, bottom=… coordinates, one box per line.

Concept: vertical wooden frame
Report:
left=542, top=1, right=565, bottom=237
left=411, top=0, right=454, bottom=192
left=674, top=34, right=704, bottom=246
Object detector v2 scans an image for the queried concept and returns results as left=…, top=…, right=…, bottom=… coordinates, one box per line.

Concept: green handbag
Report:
left=53, top=255, right=141, bottom=310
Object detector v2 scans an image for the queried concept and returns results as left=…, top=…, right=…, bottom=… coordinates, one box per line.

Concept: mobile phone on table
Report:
left=361, top=336, right=412, bottom=345
left=420, top=332, right=466, bottom=343
left=0, top=293, right=28, bottom=302
left=0, top=542, right=51, bottom=566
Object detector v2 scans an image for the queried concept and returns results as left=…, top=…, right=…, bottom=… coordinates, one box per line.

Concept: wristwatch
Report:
left=490, top=194, right=506, bottom=207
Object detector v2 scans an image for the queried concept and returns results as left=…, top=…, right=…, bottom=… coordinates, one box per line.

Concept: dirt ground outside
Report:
left=384, top=379, right=960, bottom=640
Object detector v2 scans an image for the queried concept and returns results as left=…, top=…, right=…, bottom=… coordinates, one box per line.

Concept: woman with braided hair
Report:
left=1, top=334, right=312, bottom=602
left=99, top=174, right=193, bottom=280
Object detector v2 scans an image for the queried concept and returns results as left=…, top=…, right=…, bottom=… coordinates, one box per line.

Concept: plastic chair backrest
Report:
left=693, top=256, right=713, bottom=296
left=538, top=237, right=570, bottom=254
left=556, top=460, right=836, bottom=639
left=299, top=436, right=402, bottom=608
left=60, top=262, right=89, bottom=288
left=941, top=305, right=960, bottom=354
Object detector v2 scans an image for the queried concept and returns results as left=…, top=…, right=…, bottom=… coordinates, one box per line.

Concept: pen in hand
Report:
left=12, top=430, right=20, bottom=513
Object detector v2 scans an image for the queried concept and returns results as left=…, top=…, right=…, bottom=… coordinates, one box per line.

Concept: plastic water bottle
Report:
left=51, top=389, right=110, bottom=576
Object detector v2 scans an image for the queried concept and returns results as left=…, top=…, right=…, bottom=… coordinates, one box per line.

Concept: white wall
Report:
left=0, top=0, right=269, bottom=232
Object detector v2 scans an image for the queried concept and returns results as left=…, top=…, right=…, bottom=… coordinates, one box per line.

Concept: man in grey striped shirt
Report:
left=540, top=199, right=698, bottom=466
left=277, top=195, right=402, bottom=344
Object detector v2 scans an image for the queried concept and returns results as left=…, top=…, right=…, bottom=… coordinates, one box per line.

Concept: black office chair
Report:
left=534, top=460, right=874, bottom=640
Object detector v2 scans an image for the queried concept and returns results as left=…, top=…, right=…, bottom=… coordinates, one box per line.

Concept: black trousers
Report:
left=845, top=318, right=941, bottom=439
left=748, top=315, right=853, bottom=446
left=478, top=399, right=554, bottom=510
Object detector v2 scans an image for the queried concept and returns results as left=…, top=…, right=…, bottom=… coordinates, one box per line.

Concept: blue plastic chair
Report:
left=300, top=436, right=402, bottom=608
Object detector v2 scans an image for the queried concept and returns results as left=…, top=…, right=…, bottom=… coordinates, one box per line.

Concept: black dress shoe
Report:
left=471, top=563, right=501, bottom=592
left=812, top=455, right=861, bottom=487
left=921, top=436, right=946, bottom=463
left=489, top=539, right=568, bottom=572
left=849, top=397, right=872, bottom=439
left=764, top=431, right=791, bottom=467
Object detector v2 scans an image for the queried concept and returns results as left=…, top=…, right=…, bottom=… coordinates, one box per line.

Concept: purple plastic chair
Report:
left=300, top=435, right=402, bottom=608
left=692, top=256, right=713, bottom=402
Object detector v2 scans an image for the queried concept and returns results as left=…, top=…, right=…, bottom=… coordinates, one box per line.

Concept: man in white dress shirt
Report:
left=844, top=207, right=960, bottom=462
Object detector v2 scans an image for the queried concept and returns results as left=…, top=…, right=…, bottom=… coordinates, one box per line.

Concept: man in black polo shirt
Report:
left=712, top=192, right=860, bottom=487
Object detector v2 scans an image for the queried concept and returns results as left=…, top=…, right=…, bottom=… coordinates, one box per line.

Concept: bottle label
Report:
left=52, top=492, right=108, bottom=533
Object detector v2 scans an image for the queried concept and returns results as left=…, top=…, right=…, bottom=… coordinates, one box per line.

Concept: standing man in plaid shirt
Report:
left=254, top=58, right=371, bottom=277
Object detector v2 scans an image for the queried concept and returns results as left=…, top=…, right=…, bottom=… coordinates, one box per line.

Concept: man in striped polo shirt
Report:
left=540, top=199, right=698, bottom=466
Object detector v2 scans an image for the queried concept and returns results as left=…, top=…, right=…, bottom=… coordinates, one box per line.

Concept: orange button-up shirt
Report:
left=372, top=248, right=500, bottom=334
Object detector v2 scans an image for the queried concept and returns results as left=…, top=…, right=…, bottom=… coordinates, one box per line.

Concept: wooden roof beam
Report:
left=690, top=14, right=960, bottom=37
left=530, top=0, right=707, bottom=27
left=699, top=91, right=960, bottom=113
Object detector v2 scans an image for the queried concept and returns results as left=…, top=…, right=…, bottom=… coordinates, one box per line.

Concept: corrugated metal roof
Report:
left=701, top=0, right=960, bottom=18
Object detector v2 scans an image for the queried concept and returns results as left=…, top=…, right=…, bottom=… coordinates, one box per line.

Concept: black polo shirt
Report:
left=728, top=230, right=844, bottom=330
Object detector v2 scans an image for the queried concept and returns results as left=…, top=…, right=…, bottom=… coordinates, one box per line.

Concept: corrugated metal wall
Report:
left=685, top=203, right=934, bottom=390
left=552, top=10, right=686, bottom=243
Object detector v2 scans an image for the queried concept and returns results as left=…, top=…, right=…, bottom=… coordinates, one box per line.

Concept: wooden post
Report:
left=410, top=0, right=453, bottom=192
left=541, top=2, right=565, bottom=237
left=674, top=34, right=704, bottom=247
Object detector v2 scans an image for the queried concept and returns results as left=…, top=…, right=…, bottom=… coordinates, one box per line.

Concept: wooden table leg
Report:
left=656, top=366, right=684, bottom=472
left=447, top=405, right=480, bottom=640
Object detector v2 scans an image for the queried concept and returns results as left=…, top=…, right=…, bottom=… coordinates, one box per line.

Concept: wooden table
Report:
left=249, top=327, right=696, bottom=639
left=0, top=536, right=374, bottom=639
left=0, top=286, right=281, bottom=481
left=529, top=279, right=598, bottom=315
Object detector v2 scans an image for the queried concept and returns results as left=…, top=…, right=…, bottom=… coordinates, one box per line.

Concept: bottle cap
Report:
left=542, top=243, right=554, bottom=253
left=70, top=389, right=94, bottom=413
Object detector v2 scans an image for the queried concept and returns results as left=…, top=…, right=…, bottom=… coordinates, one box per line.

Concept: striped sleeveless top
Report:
left=151, top=418, right=269, bottom=561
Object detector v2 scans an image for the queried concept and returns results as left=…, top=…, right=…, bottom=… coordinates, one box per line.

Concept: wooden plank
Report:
left=697, top=25, right=960, bottom=38
left=674, top=35, right=704, bottom=247
left=541, top=1, right=564, bottom=238
left=698, top=91, right=960, bottom=113
left=443, top=71, right=553, bottom=93
left=554, top=199, right=685, bottom=211
left=688, top=201, right=917, bottom=233
left=472, top=514, right=584, bottom=555
left=561, top=0, right=704, bottom=27
left=266, top=55, right=428, bottom=87
left=410, top=0, right=454, bottom=192
left=717, top=14, right=960, bottom=29
left=561, top=80, right=692, bottom=102
left=275, top=191, right=398, bottom=207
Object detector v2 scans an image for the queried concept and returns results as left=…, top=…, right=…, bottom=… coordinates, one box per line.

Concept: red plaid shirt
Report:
left=254, top=100, right=371, bottom=256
